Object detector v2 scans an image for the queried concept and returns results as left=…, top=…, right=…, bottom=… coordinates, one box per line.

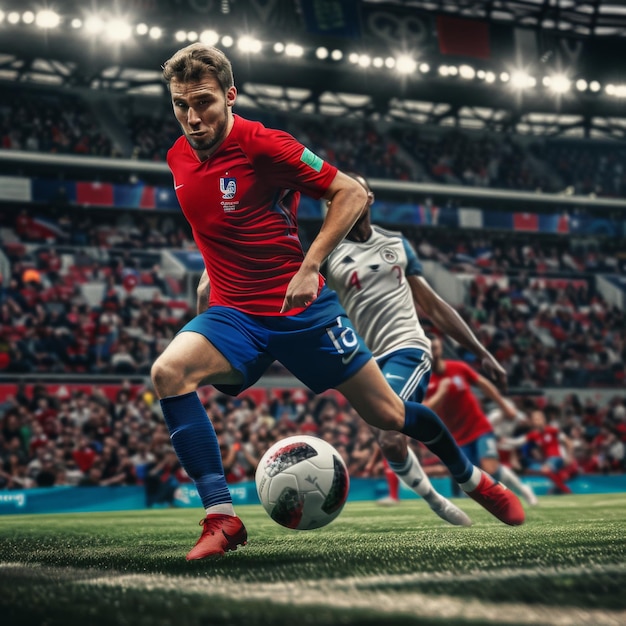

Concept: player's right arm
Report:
left=196, top=269, right=210, bottom=315
left=408, top=275, right=508, bottom=391
left=280, top=171, right=367, bottom=313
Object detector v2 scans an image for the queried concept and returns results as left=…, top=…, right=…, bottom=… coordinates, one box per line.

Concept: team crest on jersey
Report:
left=220, top=177, right=237, bottom=200
left=381, top=247, right=398, bottom=263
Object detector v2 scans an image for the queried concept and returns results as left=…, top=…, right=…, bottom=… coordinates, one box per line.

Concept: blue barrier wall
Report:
left=1, top=475, right=625, bottom=516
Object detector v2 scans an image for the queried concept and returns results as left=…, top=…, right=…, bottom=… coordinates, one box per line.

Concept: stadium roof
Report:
left=0, top=0, right=625, bottom=138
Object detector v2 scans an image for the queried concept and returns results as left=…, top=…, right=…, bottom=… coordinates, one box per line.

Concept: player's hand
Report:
left=280, top=267, right=319, bottom=313
left=438, top=378, right=452, bottom=394
left=481, top=353, right=508, bottom=392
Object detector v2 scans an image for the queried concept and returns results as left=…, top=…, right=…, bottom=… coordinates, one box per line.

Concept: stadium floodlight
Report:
left=589, top=80, right=601, bottom=92
left=149, top=26, right=162, bottom=40
left=500, top=71, right=510, bottom=82
left=175, top=30, right=186, bottom=42
left=84, top=16, right=105, bottom=34
left=438, top=65, right=450, bottom=77
left=373, top=57, right=384, bottom=68
left=22, top=11, right=35, bottom=24
left=549, top=74, right=571, bottom=93
left=71, top=18, right=82, bottom=29
left=105, top=19, right=132, bottom=41
left=459, top=64, right=475, bottom=80
left=575, top=79, right=588, bottom=91
left=605, top=83, right=626, bottom=96
left=419, top=62, right=430, bottom=73
left=542, top=76, right=551, bottom=87
left=358, top=54, right=371, bottom=68
left=384, top=57, right=395, bottom=69
left=510, top=70, right=536, bottom=88
left=274, top=42, right=285, bottom=53
left=238, top=36, right=262, bottom=53
left=136, top=23, right=148, bottom=35
left=316, top=46, right=329, bottom=60
left=331, top=49, right=343, bottom=61
left=187, top=31, right=198, bottom=42
left=396, top=55, right=416, bottom=74
left=477, top=69, right=485, bottom=79
left=7, top=11, right=20, bottom=24
left=285, top=43, right=303, bottom=57
left=348, top=52, right=359, bottom=64
left=221, top=35, right=233, bottom=47
left=447, top=65, right=458, bottom=76
left=485, top=71, right=496, bottom=83
left=35, top=9, right=60, bottom=28
left=200, top=29, right=219, bottom=45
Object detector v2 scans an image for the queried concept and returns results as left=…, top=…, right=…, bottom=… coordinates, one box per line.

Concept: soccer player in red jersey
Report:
left=425, top=336, right=537, bottom=505
left=151, top=44, right=524, bottom=560
left=505, top=409, right=574, bottom=494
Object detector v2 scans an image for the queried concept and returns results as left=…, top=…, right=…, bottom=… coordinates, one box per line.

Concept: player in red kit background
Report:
left=505, top=409, right=574, bottom=494
left=151, top=43, right=524, bottom=561
left=425, top=336, right=537, bottom=505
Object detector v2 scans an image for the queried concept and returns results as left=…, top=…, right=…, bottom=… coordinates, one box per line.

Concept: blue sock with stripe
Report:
left=401, top=400, right=473, bottom=483
left=160, top=391, right=231, bottom=509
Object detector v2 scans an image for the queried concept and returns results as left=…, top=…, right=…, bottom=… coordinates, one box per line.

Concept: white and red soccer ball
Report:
left=255, top=435, right=350, bottom=530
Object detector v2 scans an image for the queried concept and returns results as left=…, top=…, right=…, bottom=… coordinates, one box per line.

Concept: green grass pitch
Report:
left=2, top=493, right=626, bottom=625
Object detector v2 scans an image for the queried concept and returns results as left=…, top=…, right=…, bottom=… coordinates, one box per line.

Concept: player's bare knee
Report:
left=151, top=356, right=185, bottom=398
left=378, top=430, right=406, bottom=461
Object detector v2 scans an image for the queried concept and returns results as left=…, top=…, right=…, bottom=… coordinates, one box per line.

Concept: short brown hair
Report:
left=162, top=43, right=234, bottom=92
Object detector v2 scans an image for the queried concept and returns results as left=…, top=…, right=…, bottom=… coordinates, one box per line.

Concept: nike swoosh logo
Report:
left=385, top=374, right=404, bottom=380
left=174, top=184, right=184, bottom=190
left=342, top=350, right=358, bottom=365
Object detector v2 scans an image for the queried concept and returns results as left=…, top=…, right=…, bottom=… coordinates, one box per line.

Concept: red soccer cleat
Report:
left=186, top=514, right=248, bottom=561
left=466, top=473, right=525, bottom=526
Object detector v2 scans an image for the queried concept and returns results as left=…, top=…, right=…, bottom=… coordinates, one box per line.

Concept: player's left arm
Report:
left=408, top=275, right=508, bottom=391
left=474, top=375, right=517, bottom=418
left=281, top=171, right=367, bottom=312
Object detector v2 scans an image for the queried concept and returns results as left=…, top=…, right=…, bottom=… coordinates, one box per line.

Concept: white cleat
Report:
left=376, top=496, right=401, bottom=506
left=520, top=484, right=539, bottom=506
left=428, top=496, right=473, bottom=527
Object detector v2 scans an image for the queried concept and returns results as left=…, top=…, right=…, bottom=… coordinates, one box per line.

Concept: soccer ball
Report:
left=255, top=435, right=350, bottom=530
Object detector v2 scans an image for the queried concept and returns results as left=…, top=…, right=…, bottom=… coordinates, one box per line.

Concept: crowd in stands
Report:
left=530, top=139, right=626, bottom=199
left=392, top=128, right=552, bottom=192
left=0, top=381, right=625, bottom=495
left=1, top=210, right=624, bottom=387
left=413, top=230, right=626, bottom=276
left=0, top=90, right=117, bottom=158
left=0, top=232, right=194, bottom=377
left=1, top=87, right=624, bottom=198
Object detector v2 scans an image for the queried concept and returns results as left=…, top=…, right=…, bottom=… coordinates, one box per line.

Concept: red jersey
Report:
left=426, top=360, right=493, bottom=446
left=526, top=426, right=562, bottom=458
left=167, top=115, right=337, bottom=315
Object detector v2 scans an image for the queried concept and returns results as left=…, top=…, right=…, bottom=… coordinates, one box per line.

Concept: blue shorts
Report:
left=376, top=348, right=431, bottom=403
left=460, top=433, right=499, bottom=466
left=180, top=286, right=372, bottom=396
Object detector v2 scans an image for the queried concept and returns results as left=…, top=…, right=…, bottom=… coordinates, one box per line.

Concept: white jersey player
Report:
left=325, top=173, right=513, bottom=525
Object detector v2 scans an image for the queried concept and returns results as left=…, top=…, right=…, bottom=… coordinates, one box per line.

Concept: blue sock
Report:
left=160, top=391, right=231, bottom=509
left=401, top=400, right=473, bottom=483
